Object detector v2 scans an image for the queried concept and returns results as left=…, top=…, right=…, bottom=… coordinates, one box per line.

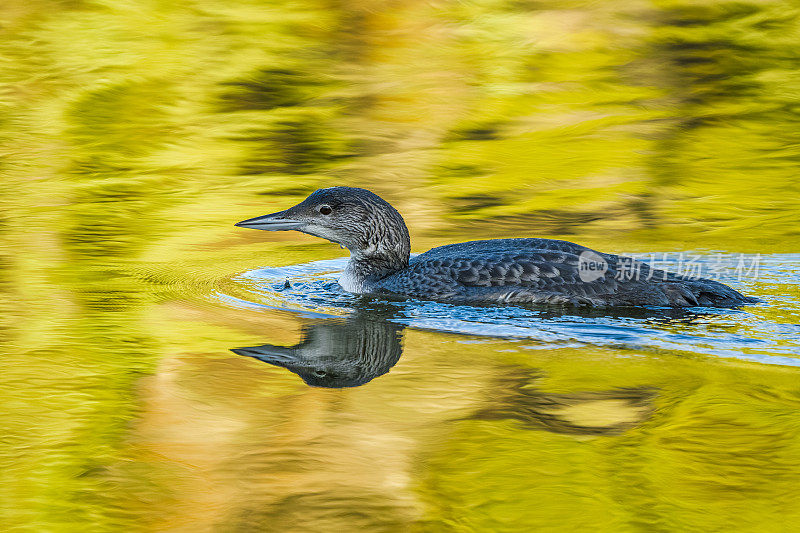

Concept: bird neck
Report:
left=339, top=238, right=410, bottom=293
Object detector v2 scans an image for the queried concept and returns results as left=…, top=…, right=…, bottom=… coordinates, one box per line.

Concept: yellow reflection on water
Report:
left=1, top=0, right=799, bottom=530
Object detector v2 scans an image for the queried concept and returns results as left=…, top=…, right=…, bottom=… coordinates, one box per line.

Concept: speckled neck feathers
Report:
left=337, top=193, right=410, bottom=292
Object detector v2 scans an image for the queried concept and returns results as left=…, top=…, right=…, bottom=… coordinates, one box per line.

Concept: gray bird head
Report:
left=235, top=187, right=410, bottom=266
left=231, top=314, right=405, bottom=388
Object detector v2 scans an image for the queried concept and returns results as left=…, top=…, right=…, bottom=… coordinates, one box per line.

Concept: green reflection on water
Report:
left=1, top=0, right=799, bottom=531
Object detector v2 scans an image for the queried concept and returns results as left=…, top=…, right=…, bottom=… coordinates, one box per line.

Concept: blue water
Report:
left=217, top=253, right=800, bottom=367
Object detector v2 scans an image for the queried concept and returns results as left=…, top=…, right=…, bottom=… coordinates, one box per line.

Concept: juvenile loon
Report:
left=235, top=187, right=758, bottom=307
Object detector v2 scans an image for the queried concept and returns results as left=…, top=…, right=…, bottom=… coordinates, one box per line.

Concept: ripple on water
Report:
left=216, top=254, right=800, bottom=367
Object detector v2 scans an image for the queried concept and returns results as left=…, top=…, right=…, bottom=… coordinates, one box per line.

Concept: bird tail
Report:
left=663, top=278, right=759, bottom=307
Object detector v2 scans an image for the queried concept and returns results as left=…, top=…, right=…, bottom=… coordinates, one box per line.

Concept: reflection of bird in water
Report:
left=232, top=308, right=404, bottom=388
left=233, top=310, right=655, bottom=434
left=468, top=368, right=655, bottom=436
left=235, top=186, right=758, bottom=307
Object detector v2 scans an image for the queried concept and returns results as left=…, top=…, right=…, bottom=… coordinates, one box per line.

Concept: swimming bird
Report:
left=235, top=187, right=757, bottom=307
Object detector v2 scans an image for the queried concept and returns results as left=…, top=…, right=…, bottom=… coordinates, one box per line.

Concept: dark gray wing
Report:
left=416, top=238, right=594, bottom=261
left=378, top=249, right=622, bottom=304
left=381, top=240, right=753, bottom=306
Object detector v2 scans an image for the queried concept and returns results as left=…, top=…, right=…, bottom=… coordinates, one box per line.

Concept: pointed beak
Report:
left=234, top=210, right=304, bottom=231
left=231, top=345, right=297, bottom=367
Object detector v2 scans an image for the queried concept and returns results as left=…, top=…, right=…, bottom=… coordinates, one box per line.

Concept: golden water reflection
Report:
left=120, top=303, right=800, bottom=532
left=2, top=0, right=800, bottom=530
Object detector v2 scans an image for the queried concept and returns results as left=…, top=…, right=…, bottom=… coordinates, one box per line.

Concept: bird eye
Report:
left=319, top=205, right=332, bottom=215
left=313, top=370, right=327, bottom=377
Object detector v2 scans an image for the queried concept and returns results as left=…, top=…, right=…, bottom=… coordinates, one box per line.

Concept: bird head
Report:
left=235, top=187, right=410, bottom=261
